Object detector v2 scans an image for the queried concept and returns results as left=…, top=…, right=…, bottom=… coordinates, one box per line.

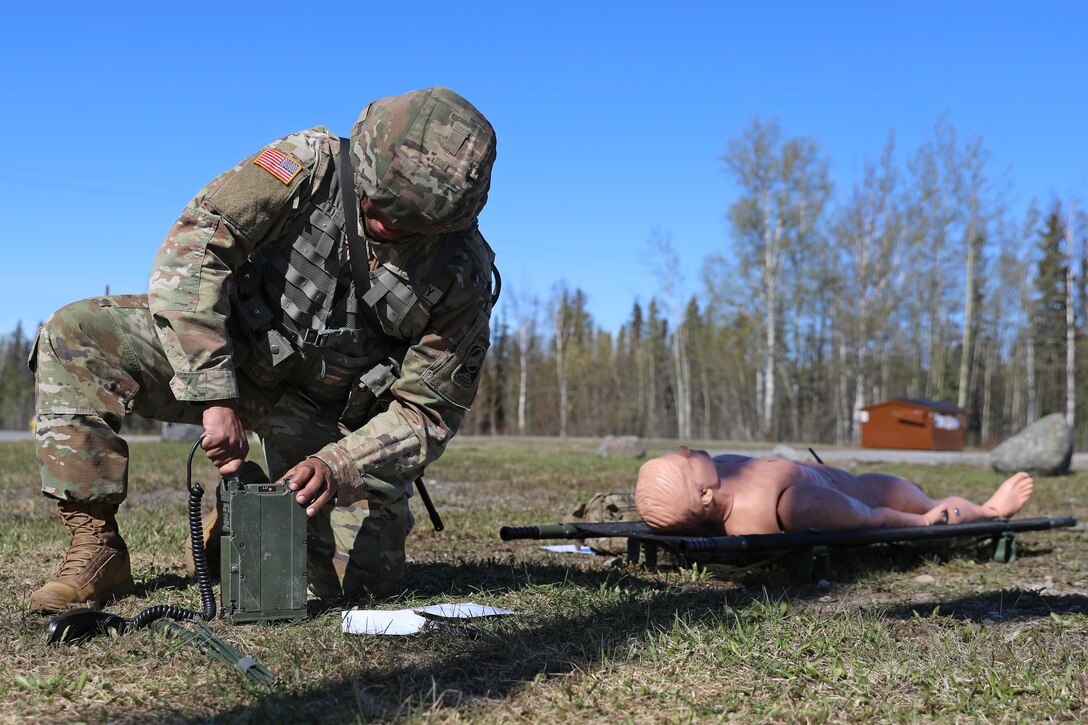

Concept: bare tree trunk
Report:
left=851, top=216, right=871, bottom=429
left=1006, top=342, right=1019, bottom=432
left=762, top=317, right=776, bottom=437
left=727, top=335, right=754, bottom=440
left=779, top=366, right=799, bottom=442
left=648, top=231, right=692, bottom=440
left=788, top=304, right=803, bottom=442
left=981, top=324, right=997, bottom=443
left=634, top=331, right=646, bottom=436
left=644, top=338, right=657, bottom=437
left=958, top=231, right=979, bottom=409
left=967, top=318, right=987, bottom=443
left=926, top=298, right=944, bottom=400
left=700, top=360, right=712, bottom=439
left=909, top=291, right=924, bottom=397
left=853, top=336, right=867, bottom=440
left=956, top=136, right=996, bottom=414
left=924, top=222, right=945, bottom=401
left=673, top=322, right=692, bottom=438
left=554, top=302, right=568, bottom=438
left=838, top=333, right=851, bottom=444
left=1025, top=327, right=1037, bottom=424
left=509, top=289, right=538, bottom=436
left=761, top=218, right=780, bottom=438
left=1066, top=201, right=1078, bottom=428
left=517, top=322, right=530, bottom=434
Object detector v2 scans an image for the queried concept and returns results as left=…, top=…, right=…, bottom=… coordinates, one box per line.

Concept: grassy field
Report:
left=3, top=436, right=1088, bottom=723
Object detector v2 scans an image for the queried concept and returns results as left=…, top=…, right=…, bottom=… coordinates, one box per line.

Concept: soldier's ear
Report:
left=700, top=487, right=715, bottom=508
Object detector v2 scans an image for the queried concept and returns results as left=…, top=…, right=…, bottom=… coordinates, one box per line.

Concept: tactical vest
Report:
left=230, top=138, right=461, bottom=422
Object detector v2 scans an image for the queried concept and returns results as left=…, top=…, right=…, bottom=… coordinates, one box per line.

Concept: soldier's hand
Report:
left=201, top=402, right=248, bottom=476
left=283, top=458, right=338, bottom=517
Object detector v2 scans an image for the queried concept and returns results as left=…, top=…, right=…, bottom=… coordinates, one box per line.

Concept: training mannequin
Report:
left=635, top=447, right=1034, bottom=535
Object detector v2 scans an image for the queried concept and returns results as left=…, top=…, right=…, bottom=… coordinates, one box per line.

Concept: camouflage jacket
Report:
left=148, top=128, right=494, bottom=504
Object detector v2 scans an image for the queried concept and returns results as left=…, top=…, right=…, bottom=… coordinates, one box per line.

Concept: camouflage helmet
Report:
left=350, top=87, right=497, bottom=235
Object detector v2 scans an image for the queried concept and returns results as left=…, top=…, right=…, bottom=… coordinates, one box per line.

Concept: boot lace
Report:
left=56, top=511, right=108, bottom=578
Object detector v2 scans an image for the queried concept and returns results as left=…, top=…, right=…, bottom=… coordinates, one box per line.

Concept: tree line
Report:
left=1, top=116, right=1083, bottom=448
left=0, top=323, right=35, bottom=431
left=465, top=117, right=1087, bottom=448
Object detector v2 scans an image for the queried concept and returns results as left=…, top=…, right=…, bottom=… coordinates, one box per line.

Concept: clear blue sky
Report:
left=2, top=1, right=1085, bottom=336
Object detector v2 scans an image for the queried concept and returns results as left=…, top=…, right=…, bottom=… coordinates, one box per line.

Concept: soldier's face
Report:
left=360, top=196, right=412, bottom=241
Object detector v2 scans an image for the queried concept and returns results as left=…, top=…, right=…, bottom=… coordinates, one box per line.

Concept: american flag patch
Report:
left=254, top=148, right=302, bottom=184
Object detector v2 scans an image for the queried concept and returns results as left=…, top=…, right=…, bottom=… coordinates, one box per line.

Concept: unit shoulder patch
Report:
left=254, top=148, right=303, bottom=184
left=420, top=314, right=492, bottom=410
left=452, top=339, right=488, bottom=389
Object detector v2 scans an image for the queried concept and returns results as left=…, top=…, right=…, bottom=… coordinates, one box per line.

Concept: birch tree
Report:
left=641, top=300, right=668, bottom=437
left=646, top=229, right=692, bottom=438
left=551, top=285, right=573, bottom=438
left=984, top=211, right=1032, bottom=441
left=1066, top=200, right=1079, bottom=428
left=833, top=133, right=902, bottom=439
left=778, top=139, right=833, bottom=441
left=508, top=286, right=539, bottom=435
left=954, top=135, right=1003, bottom=415
left=905, top=118, right=962, bottom=400
left=721, top=116, right=831, bottom=438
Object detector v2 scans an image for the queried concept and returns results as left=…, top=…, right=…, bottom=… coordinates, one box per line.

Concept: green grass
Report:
left=3, top=437, right=1088, bottom=722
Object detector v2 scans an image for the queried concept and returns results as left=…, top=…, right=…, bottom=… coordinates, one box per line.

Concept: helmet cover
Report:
left=350, top=86, right=497, bottom=235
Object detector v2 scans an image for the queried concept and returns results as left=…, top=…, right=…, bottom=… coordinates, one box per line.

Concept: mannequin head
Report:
left=635, top=447, right=725, bottom=532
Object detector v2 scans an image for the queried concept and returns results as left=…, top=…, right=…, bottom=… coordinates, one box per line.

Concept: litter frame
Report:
left=500, top=516, right=1077, bottom=577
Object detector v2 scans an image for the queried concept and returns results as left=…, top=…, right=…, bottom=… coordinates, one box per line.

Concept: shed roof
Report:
left=861, top=397, right=965, bottom=413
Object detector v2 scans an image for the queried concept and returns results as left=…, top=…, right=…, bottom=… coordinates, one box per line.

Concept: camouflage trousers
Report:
left=31, top=294, right=412, bottom=599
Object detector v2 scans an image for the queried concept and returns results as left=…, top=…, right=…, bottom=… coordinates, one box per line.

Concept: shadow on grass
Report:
left=133, top=573, right=196, bottom=598
left=680, top=536, right=1026, bottom=592
left=218, top=560, right=777, bottom=721
left=302, top=558, right=696, bottom=619
left=878, top=588, right=1088, bottom=623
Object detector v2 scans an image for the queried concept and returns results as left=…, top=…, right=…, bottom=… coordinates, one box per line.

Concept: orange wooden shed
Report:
left=858, top=398, right=966, bottom=451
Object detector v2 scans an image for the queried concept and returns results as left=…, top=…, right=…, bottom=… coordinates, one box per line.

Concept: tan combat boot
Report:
left=29, top=501, right=135, bottom=614
left=183, top=488, right=222, bottom=577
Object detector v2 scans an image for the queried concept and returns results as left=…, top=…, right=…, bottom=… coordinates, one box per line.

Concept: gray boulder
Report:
left=596, top=435, right=646, bottom=459
left=771, top=444, right=804, bottom=461
left=990, top=413, right=1074, bottom=476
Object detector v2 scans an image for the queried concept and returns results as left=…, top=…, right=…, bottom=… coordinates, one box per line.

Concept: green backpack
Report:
left=569, top=492, right=641, bottom=555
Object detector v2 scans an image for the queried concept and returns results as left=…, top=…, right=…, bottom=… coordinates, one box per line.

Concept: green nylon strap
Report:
left=338, top=137, right=373, bottom=301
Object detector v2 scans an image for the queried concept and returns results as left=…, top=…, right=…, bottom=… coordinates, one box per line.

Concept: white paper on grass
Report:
left=342, top=602, right=516, bottom=635
left=341, top=609, right=429, bottom=635
left=541, top=544, right=595, bottom=555
left=413, top=602, right=516, bottom=618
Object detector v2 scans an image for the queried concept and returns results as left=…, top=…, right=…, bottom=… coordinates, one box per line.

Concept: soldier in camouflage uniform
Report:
left=29, top=87, right=497, bottom=614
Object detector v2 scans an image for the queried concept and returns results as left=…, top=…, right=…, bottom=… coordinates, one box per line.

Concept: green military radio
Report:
left=219, top=468, right=308, bottom=624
